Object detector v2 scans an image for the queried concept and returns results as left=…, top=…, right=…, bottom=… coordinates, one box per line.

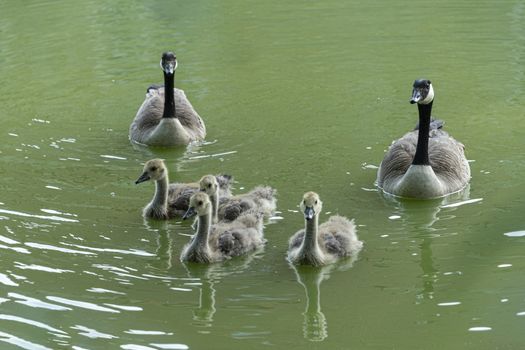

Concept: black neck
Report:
left=162, top=72, right=176, bottom=118
left=412, top=101, right=433, bottom=165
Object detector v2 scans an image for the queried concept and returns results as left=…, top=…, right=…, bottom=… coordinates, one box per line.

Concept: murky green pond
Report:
left=1, top=0, right=525, bottom=349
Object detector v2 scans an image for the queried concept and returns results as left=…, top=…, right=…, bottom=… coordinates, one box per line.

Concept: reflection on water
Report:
left=183, top=254, right=259, bottom=329
left=380, top=187, right=480, bottom=301
left=290, top=255, right=360, bottom=342
left=1, top=0, right=525, bottom=348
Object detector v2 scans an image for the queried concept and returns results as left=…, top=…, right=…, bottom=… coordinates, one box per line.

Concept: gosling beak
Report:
left=304, top=206, right=315, bottom=221
left=135, top=172, right=150, bottom=184
left=410, top=88, right=422, bottom=104
left=182, top=207, right=197, bottom=220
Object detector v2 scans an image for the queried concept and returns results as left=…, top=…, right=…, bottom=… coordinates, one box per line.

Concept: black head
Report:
left=160, top=51, right=178, bottom=75
left=410, top=79, right=434, bottom=105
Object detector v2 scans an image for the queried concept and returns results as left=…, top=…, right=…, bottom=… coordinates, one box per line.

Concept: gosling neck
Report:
left=152, top=175, right=169, bottom=211
left=162, top=71, right=176, bottom=119
left=412, top=101, right=433, bottom=166
left=303, top=214, right=320, bottom=253
left=193, top=208, right=212, bottom=252
left=209, top=189, right=220, bottom=223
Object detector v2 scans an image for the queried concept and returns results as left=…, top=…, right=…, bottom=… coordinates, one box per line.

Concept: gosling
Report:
left=287, top=192, right=363, bottom=266
left=180, top=192, right=265, bottom=263
left=135, top=159, right=232, bottom=219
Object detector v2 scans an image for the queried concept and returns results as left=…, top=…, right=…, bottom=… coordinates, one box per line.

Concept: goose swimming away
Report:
left=135, top=159, right=232, bottom=219
left=377, top=79, right=471, bottom=199
left=180, top=192, right=265, bottom=263
left=287, top=192, right=363, bottom=266
left=129, top=52, right=206, bottom=146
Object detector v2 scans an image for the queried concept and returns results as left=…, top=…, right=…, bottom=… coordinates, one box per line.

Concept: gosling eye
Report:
left=150, top=166, right=157, bottom=171
left=198, top=201, right=203, bottom=206
left=315, top=200, right=318, bottom=205
left=303, top=200, right=306, bottom=205
left=208, top=184, right=212, bottom=188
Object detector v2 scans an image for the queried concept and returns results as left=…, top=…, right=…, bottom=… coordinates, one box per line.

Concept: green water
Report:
left=1, top=0, right=524, bottom=349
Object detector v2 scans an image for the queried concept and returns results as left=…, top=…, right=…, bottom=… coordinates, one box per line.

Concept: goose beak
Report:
left=410, top=88, right=422, bottom=104
left=182, top=207, right=196, bottom=220
left=161, top=59, right=178, bottom=75
left=304, top=206, right=315, bottom=221
left=135, top=172, right=150, bottom=184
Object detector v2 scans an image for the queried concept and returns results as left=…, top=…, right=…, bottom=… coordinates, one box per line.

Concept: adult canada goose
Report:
left=287, top=192, right=363, bottom=266
left=135, top=159, right=232, bottom=219
left=129, top=52, right=206, bottom=146
left=377, top=79, right=471, bottom=199
left=180, top=192, right=265, bottom=263
left=199, top=175, right=277, bottom=223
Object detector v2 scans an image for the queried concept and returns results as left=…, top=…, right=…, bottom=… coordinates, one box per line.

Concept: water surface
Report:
left=1, top=0, right=524, bottom=349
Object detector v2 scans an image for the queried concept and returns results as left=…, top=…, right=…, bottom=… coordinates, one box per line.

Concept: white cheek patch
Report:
left=420, top=84, right=434, bottom=104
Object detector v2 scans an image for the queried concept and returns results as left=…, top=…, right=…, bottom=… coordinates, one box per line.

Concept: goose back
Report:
left=218, top=186, right=277, bottom=222
left=168, top=175, right=234, bottom=217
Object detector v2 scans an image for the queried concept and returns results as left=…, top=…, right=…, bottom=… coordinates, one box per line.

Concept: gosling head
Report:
left=199, top=175, right=219, bottom=196
left=409, top=79, right=434, bottom=105
left=183, top=192, right=211, bottom=220
left=160, top=51, right=178, bottom=75
left=300, top=192, right=323, bottom=221
left=135, top=159, right=167, bottom=184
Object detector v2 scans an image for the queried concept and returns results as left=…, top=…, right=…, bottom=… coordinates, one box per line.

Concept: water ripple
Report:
left=0, top=242, right=30, bottom=253
left=121, top=345, right=157, bottom=350
left=440, top=198, right=483, bottom=209
left=46, top=296, right=120, bottom=313
left=61, top=242, right=155, bottom=256
left=0, top=273, right=19, bottom=287
left=86, top=287, right=126, bottom=295
left=103, top=303, right=142, bottom=311
left=0, top=314, right=67, bottom=335
left=100, top=154, right=127, bottom=160
left=504, top=230, right=525, bottom=237
left=0, top=234, right=19, bottom=244
left=150, top=344, right=189, bottom=350
left=0, top=331, right=52, bottom=350
left=125, top=330, right=174, bottom=336
left=14, top=262, right=74, bottom=273
left=25, top=242, right=96, bottom=255
left=8, top=293, right=72, bottom=311
left=0, top=208, right=79, bottom=223
left=468, top=327, right=492, bottom=332
left=71, top=325, right=117, bottom=339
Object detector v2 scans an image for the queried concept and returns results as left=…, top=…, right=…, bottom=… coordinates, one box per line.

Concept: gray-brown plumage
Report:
left=180, top=192, right=265, bottom=263
left=135, top=159, right=232, bottom=220
left=129, top=52, right=206, bottom=146
left=217, top=186, right=277, bottom=222
left=377, top=79, right=470, bottom=198
left=287, top=192, right=363, bottom=266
